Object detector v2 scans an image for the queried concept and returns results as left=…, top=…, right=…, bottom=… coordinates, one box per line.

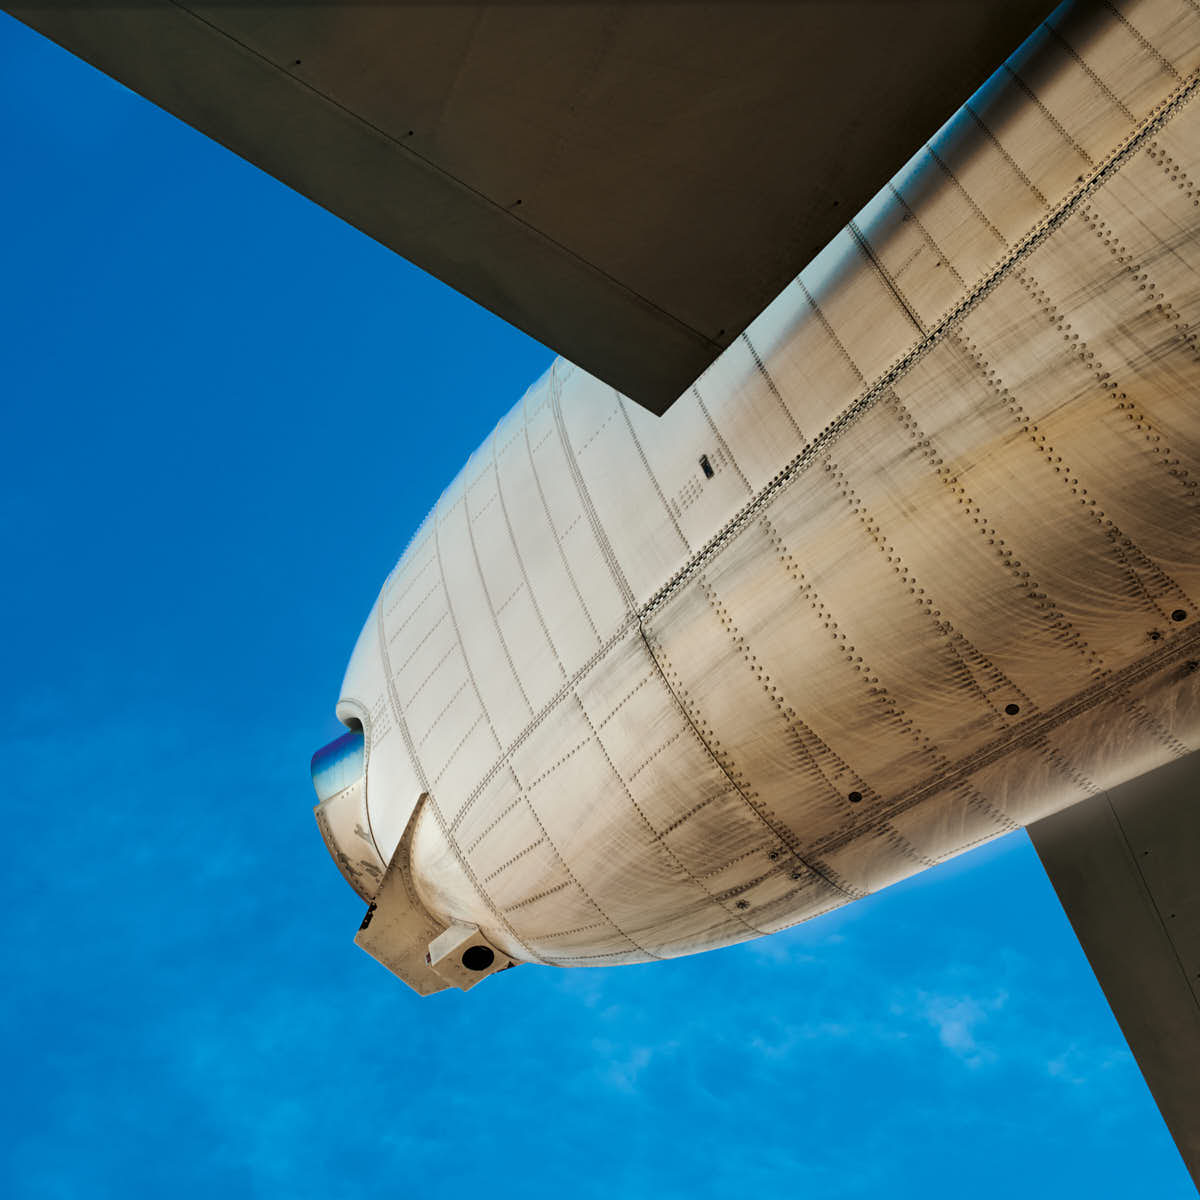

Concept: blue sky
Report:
left=0, top=13, right=1191, bottom=1198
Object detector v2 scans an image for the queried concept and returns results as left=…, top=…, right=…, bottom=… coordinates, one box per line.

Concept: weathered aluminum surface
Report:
left=354, top=795, right=450, bottom=996
left=311, top=728, right=384, bottom=902
left=326, top=0, right=1200, bottom=970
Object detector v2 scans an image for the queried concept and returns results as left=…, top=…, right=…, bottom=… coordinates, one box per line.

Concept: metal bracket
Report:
left=426, top=922, right=514, bottom=991
left=354, top=794, right=452, bottom=996
left=353, top=794, right=519, bottom=995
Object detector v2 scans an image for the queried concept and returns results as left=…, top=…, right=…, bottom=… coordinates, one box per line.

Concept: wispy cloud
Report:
left=909, top=989, right=1008, bottom=1067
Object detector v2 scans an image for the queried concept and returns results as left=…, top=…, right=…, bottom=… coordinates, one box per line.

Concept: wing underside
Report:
left=1029, top=756, right=1200, bottom=1188
left=7, top=0, right=1054, bottom=412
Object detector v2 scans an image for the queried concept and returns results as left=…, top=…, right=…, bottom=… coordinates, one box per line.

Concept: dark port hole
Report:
left=848, top=790, right=863, bottom=803
left=1005, top=703, right=1020, bottom=716
left=461, top=945, right=495, bottom=972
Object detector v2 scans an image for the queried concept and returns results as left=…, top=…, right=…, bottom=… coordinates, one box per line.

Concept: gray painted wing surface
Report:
left=1029, top=756, right=1200, bottom=1189
left=6, top=0, right=1053, bottom=412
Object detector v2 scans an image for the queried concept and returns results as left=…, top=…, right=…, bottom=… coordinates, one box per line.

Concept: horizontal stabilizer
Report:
left=1028, top=756, right=1200, bottom=1189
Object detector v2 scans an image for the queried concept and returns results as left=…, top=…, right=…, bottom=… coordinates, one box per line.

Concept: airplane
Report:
left=9, top=0, right=1197, bottom=1187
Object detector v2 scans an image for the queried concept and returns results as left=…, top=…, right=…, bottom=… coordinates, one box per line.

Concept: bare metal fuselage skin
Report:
left=316, top=0, right=1200, bottom=988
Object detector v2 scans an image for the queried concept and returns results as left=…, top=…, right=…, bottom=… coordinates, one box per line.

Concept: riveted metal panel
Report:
left=327, top=0, right=1200, bottom=976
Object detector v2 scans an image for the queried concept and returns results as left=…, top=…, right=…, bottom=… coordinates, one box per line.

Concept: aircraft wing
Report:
left=1029, top=758, right=1200, bottom=1188
left=6, top=0, right=1054, bottom=413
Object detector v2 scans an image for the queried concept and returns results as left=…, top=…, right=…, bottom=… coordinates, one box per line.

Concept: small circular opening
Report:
left=1005, top=703, right=1020, bottom=716
left=1172, top=609, right=1187, bottom=622
left=461, top=945, right=495, bottom=972
left=848, top=790, right=863, bottom=803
